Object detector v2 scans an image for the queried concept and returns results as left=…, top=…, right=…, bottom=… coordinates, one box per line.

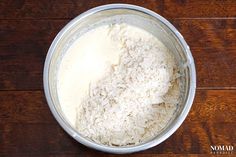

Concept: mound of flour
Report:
left=74, top=24, right=180, bottom=146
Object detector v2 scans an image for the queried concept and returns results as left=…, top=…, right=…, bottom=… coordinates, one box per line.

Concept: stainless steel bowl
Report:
left=43, top=4, right=196, bottom=154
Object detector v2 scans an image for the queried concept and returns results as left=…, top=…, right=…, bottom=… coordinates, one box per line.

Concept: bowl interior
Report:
left=44, top=5, right=195, bottom=153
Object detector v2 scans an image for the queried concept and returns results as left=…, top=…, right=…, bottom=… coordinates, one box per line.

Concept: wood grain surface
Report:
left=0, top=0, right=235, bottom=156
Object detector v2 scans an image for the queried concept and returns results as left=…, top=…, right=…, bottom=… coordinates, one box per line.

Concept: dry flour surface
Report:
left=58, top=23, right=180, bottom=146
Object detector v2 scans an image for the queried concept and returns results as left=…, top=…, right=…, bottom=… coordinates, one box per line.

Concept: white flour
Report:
left=58, top=23, right=180, bottom=146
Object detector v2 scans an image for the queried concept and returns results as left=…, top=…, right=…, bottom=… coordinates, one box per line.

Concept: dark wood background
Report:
left=0, top=0, right=235, bottom=156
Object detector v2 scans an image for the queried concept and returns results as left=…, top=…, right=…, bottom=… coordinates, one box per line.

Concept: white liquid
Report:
left=58, top=25, right=122, bottom=125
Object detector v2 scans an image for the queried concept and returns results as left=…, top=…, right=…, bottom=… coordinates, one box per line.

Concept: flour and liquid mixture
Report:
left=57, top=23, right=180, bottom=146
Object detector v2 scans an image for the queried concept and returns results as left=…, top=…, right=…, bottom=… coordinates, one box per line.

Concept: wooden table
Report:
left=0, top=1, right=235, bottom=156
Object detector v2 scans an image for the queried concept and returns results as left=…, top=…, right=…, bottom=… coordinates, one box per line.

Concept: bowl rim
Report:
left=43, top=3, right=196, bottom=154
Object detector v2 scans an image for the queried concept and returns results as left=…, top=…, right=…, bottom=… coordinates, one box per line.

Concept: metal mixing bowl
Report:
left=43, top=4, right=196, bottom=154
